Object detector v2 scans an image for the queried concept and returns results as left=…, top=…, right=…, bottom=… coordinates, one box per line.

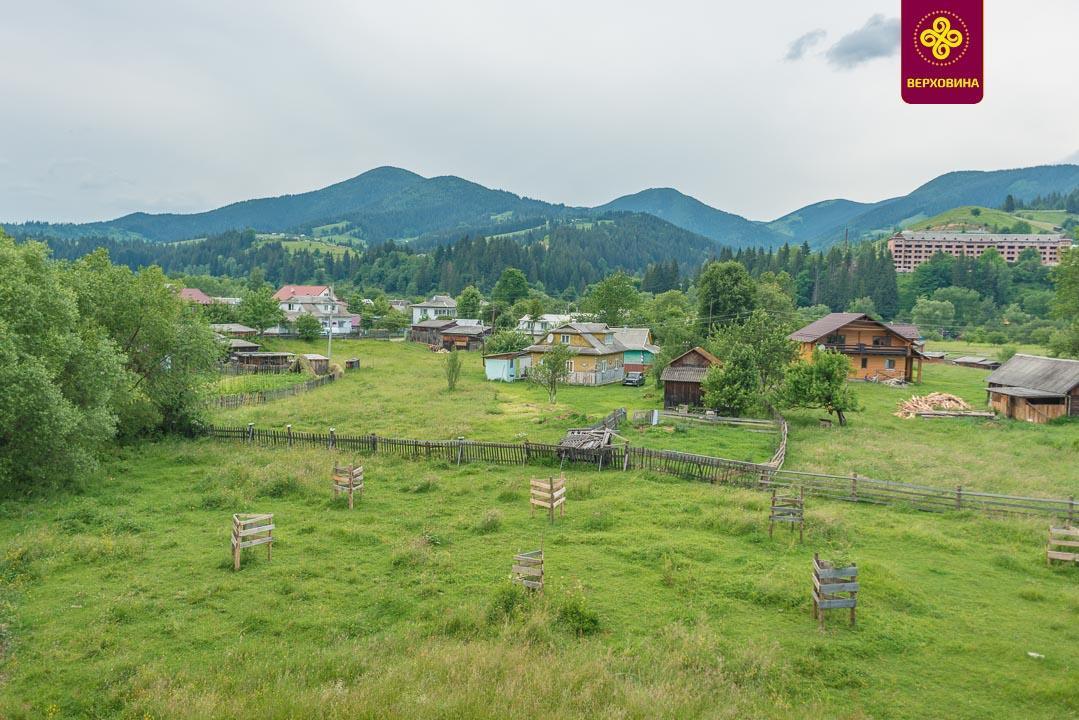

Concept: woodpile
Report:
left=894, top=392, right=971, bottom=419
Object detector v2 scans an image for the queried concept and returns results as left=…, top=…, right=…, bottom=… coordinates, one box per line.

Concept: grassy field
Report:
left=1, top=340, right=1077, bottom=718
left=924, top=339, right=1049, bottom=360
left=212, top=370, right=319, bottom=396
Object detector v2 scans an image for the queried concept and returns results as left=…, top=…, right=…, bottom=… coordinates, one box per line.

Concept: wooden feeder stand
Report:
left=333, top=462, right=365, bottom=509
left=812, top=553, right=858, bottom=630
left=530, top=473, right=566, bottom=522
left=512, top=549, right=544, bottom=592
left=1046, top=525, right=1079, bottom=565
left=231, top=513, right=274, bottom=571
left=769, top=487, right=805, bottom=542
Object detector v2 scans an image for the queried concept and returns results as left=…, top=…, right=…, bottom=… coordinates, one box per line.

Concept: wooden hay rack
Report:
left=812, top=553, right=858, bottom=630
left=333, top=462, right=365, bottom=509
left=512, top=549, right=544, bottom=591
left=769, top=487, right=804, bottom=542
left=530, top=473, right=566, bottom=522
left=231, top=513, right=274, bottom=571
left=1046, top=526, right=1079, bottom=566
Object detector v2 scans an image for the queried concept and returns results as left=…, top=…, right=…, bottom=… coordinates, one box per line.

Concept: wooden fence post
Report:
left=369, top=433, right=377, bottom=453
left=247, top=423, right=254, bottom=443
left=851, top=473, right=858, bottom=502
left=456, top=437, right=465, bottom=466
left=955, top=485, right=963, bottom=511
left=286, top=424, right=293, bottom=447
left=425, top=441, right=431, bottom=460
left=524, top=440, right=531, bottom=463
left=623, top=444, right=630, bottom=471
left=1068, top=496, right=1075, bottom=526
left=329, top=427, right=336, bottom=450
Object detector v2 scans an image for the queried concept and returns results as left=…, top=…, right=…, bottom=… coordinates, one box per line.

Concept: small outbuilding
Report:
left=483, top=351, right=531, bottom=382
left=409, top=318, right=457, bottom=345
left=301, top=353, right=331, bottom=375
left=211, top=323, right=259, bottom=337
left=441, top=323, right=492, bottom=351
left=660, top=346, right=720, bottom=408
left=986, top=354, right=1079, bottom=423
left=953, top=356, right=1001, bottom=370
left=232, top=351, right=295, bottom=370
left=227, top=338, right=261, bottom=354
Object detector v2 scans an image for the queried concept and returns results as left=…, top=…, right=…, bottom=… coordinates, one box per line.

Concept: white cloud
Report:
left=825, top=14, right=900, bottom=69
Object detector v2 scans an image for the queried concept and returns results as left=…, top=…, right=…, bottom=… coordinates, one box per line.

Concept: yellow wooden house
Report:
left=788, top=313, right=924, bottom=382
left=525, top=322, right=626, bottom=385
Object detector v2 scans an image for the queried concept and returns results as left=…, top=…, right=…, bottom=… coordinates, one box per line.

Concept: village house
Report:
left=440, top=322, right=492, bottom=351
left=409, top=317, right=458, bottom=345
left=410, top=294, right=457, bottom=324
left=660, top=346, right=720, bottom=408
left=985, top=354, right=1079, bottom=423
left=525, top=322, right=626, bottom=385
left=483, top=351, right=532, bottom=382
left=788, top=312, right=924, bottom=382
left=269, top=285, right=354, bottom=336
left=516, top=314, right=574, bottom=338
left=179, top=287, right=213, bottom=305
left=611, top=327, right=660, bottom=373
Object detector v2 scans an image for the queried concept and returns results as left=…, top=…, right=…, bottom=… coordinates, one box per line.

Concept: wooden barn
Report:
left=440, top=323, right=492, bottom=351
left=985, top=354, right=1079, bottom=423
left=232, top=351, right=295, bottom=370
left=409, top=318, right=457, bottom=345
left=660, top=347, right=720, bottom=408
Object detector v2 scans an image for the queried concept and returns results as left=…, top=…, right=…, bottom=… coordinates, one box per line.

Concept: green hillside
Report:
left=908, top=205, right=1063, bottom=233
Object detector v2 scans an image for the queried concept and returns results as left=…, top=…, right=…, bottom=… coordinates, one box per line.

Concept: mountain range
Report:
left=9, top=163, right=1079, bottom=251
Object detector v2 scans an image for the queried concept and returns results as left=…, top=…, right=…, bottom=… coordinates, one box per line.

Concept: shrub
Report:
left=556, top=594, right=600, bottom=637
left=487, top=583, right=528, bottom=623
left=473, top=509, right=502, bottom=534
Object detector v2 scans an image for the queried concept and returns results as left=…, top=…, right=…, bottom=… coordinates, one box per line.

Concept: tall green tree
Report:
left=295, top=313, right=323, bottom=341
left=69, top=250, right=221, bottom=436
left=708, top=309, right=798, bottom=398
left=456, top=285, right=484, bottom=319
left=492, top=267, right=530, bottom=305
left=696, top=261, right=755, bottom=332
left=581, top=272, right=640, bottom=327
left=0, top=235, right=126, bottom=489
left=700, top=347, right=758, bottom=416
left=1049, top=247, right=1079, bottom=357
left=443, top=349, right=463, bottom=391
left=912, top=298, right=956, bottom=340
left=239, top=287, right=286, bottom=336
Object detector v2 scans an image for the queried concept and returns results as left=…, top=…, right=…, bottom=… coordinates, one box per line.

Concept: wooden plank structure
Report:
left=1046, top=525, right=1079, bottom=565
left=769, top=487, right=804, bottom=542
left=231, top=513, right=274, bottom=571
left=332, top=462, right=365, bottom=509
left=530, top=473, right=566, bottom=522
left=512, top=549, right=544, bottom=591
left=812, top=553, right=858, bottom=630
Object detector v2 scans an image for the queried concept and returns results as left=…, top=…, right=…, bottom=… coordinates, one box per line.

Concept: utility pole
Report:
left=327, top=285, right=334, bottom=362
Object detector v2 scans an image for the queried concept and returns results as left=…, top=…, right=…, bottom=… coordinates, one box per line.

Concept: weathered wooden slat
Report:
left=511, top=564, right=543, bottom=577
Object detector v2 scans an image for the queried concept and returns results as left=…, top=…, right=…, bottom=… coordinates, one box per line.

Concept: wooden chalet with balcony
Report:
left=788, top=313, right=923, bottom=382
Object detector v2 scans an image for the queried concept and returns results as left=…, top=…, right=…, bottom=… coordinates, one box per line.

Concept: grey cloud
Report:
left=785, top=29, right=826, bottom=61
left=825, top=14, right=899, bottom=69
left=1063, top=150, right=1079, bottom=164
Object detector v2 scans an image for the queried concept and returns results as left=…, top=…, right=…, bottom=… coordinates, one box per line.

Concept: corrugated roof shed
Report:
left=986, top=354, right=1079, bottom=395
left=660, top=366, right=710, bottom=383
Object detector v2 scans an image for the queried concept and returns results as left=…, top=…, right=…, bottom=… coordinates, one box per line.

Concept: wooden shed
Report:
left=232, top=351, right=295, bottom=370
left=301, top=353, right=331, bottom=375
left=440, top=323, right=492, bottom=351
left=986, top=354, right=1079, bottom=423
left=660, top=347, right=720, bottom=408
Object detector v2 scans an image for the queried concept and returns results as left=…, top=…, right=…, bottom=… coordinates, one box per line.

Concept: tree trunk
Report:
left=836, top=409, right=847, bottom=426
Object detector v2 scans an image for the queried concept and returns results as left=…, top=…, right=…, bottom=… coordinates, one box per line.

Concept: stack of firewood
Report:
left=894, top=392, right=971, bottom=419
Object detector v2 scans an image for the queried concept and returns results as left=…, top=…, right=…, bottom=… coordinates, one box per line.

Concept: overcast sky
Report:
left=3, top=0, right=1078, bottom=224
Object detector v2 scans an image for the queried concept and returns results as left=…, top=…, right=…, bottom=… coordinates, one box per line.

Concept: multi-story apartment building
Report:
left=887, top=231, right=1072, bottom=272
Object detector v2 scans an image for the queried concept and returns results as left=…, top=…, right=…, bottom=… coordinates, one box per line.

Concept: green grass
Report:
left=1, top=440, right=1076, bottom=718
left=1, top=341, right=1077, bottom=718
left=909, top=206, right=1059, bottom=233
left=220, top=340, right=777, bottom=460
left=212, top=371, right=316, bottom=396
left=924, top=339, right=1048, bottom=360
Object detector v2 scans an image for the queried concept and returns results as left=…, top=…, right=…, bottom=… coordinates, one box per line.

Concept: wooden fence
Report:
left=213, top=372, right=341, bottom=409
left=203, top=423, right=1076, bottom=521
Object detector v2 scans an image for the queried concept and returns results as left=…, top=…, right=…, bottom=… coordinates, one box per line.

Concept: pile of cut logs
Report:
left=894, top=392, right=971, bottom=419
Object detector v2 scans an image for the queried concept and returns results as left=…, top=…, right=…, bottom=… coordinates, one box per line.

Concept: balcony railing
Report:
left=822, top=343, right=908, bottom=356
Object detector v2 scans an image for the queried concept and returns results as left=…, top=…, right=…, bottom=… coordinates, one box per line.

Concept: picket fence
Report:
left=213, top=372, right=341, bottom=409
left=204, top=422, right=1075, bottom=521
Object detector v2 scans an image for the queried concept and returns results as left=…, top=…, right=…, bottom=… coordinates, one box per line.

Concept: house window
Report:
left=872, top=336, right=890, bottom=347
left=560, top=334, right=570, bottom=344
left=860, top=358, right=868, bottom=369
left=885, top=359, right=896, bottom=370
left=565, top=360, right=574, bottom=372
left=825, top=334, right=845, bottom=345
left=597, top=359, right=607, bottom=372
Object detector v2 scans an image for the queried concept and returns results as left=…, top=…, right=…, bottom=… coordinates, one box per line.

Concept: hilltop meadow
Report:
left=1, top=339, right=1076, bottom=719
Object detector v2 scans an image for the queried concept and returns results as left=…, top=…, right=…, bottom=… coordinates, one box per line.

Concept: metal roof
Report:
left=411, top=294, right=457, bottom=308
left=610, top=327, right=660, bottom=354
left=413, top=318, right=457, bottom=329
left=986, top=354, right=1079, bottom=395
left=885, top=322, right=922, bottom=340
left=788, top=313, right=868, bottom=342
left=660, top=366, right=709, bottom=383
left=987, top=386, right=1065, bottom=399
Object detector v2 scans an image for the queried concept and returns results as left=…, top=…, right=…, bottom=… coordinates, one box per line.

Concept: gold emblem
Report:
left=919, top=16, right=964, bottom=61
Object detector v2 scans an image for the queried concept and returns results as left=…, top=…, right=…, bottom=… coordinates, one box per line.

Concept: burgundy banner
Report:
left=902, top=0, right=983, bottom=104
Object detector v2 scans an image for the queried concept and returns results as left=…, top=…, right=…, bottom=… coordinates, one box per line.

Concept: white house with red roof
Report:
left=268, top=285, right=355, bottom=335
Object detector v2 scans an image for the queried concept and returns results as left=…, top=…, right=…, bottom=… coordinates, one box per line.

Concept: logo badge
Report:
left=902, top=1, right=983, bottom=104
